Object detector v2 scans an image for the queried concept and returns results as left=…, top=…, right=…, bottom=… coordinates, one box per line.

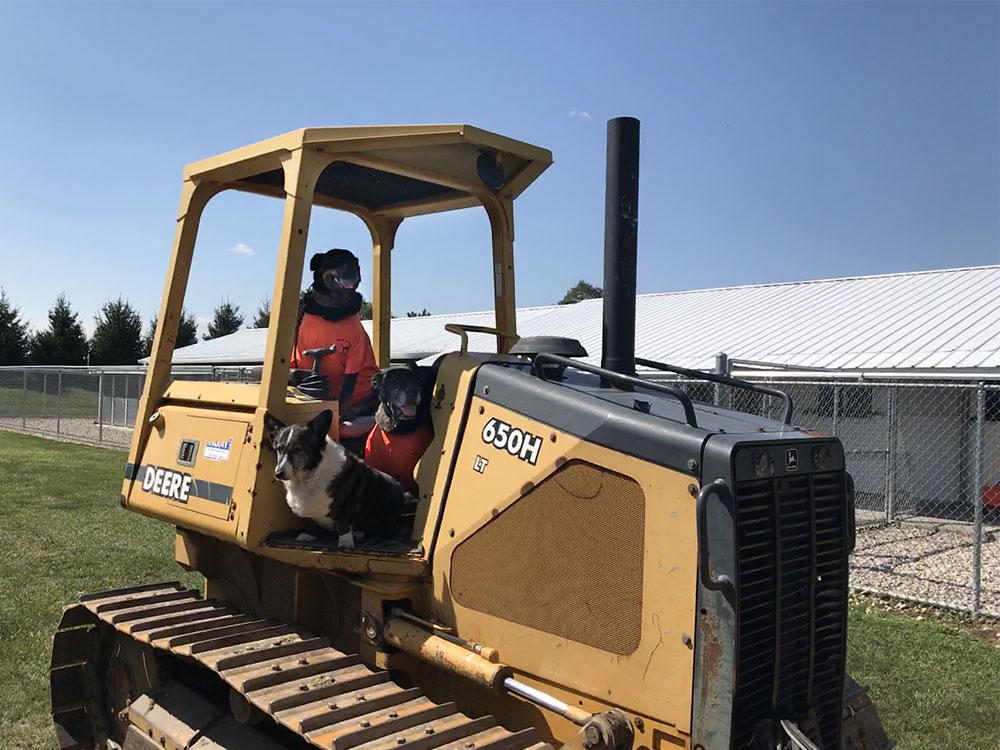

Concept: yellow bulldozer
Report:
left=49, top=119, right=893, bottom=750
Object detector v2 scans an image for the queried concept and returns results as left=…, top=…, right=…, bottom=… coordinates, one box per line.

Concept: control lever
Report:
left=294, top=346, right=337, bottom=400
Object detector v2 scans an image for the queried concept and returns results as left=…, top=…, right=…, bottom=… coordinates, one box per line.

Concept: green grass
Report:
left=0, top=430, right=997, bottom=749
left=847, top=601, right=1000, bottom=749
left=0, top=431, right=200, bottom=749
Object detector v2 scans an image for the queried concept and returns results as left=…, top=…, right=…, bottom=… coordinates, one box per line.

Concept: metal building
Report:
left=168, top=264, right=1000, bottom=375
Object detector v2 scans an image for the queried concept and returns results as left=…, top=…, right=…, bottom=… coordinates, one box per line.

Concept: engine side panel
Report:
left=432, top=396, right=698, bottom=743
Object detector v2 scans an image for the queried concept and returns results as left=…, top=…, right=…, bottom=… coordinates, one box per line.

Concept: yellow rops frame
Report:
left=133, top=125, right=552, bottom=461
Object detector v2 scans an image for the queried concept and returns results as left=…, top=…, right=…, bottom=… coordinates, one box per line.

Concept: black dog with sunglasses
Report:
left=290, top=249, right=380, bottom=422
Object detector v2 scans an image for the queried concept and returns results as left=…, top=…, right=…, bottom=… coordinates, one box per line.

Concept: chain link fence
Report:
left=656, top=371, right=1000, bottom=619
left=2, top=364, right=997, bottom=619
left=0, top=366, right=261, bottom=449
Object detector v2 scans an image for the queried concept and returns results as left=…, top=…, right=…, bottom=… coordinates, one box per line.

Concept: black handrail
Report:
left=532, top=353, right=699, bottom=428
left=697, top=479, right=737, bottom=605
left=635, top=357, right=794, bottom=425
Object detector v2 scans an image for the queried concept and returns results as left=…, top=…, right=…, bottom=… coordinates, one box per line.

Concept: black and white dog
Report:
left=263, top=409, right=406, bottom=548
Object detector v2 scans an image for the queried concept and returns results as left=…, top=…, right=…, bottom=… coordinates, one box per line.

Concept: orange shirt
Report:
left=291, top=312, right=379, bottom=408
left=365, top=422, right=434, bottom=494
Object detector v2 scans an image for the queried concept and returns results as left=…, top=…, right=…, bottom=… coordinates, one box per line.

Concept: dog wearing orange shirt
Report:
left=290, top=249, right=380, bottom=420
left=365, top=366, right=434, bottom=495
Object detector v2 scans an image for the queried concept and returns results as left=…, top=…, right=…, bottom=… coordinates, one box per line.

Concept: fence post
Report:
left=110, top=373, right=117, bottom=427
left=97, top=371, right=104, bottom=444
left=714, top=352, right=730, bottom=408
left=42, top=372, right=48, bottom=419
left=973, top=384, right=985, bottom=616
left=127, top=373, right=135, bottom=428
left=832, top=384, right=839, bottom=436
left=56, top=370, right=62, bottom=435
left=886, top=385, right=898, bottom=523
left=21, top=369, right=27, bottom=429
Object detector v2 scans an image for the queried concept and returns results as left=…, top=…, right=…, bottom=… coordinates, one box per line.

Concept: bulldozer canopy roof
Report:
left=183, top=125, right=552, bottom=218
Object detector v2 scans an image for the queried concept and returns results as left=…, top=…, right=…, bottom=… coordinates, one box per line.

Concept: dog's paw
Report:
left=337, top=532, right=355, bottom=549
left=295, top=532, right=317, bottom=543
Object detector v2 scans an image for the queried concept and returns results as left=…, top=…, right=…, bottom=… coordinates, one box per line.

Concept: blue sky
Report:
left=0, top=1, right=996, bottom=337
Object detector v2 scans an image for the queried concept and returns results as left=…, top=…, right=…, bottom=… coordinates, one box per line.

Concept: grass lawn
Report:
left=847, top=600, right=1000, bottom=749
left=0, top=431, right=201, bottom=749
left=0, top=430, right=998, bottom=749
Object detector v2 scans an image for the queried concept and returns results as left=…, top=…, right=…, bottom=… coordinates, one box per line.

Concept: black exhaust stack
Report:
left=601, top=116, right=640, bottom=381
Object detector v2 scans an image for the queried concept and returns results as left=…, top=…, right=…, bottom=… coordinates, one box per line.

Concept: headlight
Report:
left=813, top=444, right=833, bottom=470
left=753, top=449, right=774, bottom=478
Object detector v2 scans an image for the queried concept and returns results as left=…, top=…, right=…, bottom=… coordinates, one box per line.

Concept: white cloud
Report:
left=227, top=242, right=256, bottom=256
left=569, top=109, right=592, bottom=120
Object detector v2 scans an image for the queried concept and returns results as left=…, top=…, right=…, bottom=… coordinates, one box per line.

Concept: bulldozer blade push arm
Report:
left=556, top=710, right=634, bottom=750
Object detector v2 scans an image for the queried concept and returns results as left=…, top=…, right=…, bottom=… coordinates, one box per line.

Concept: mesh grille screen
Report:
left=450, top=460, right=645, bottom=655
left=732, top=472, right=847, bottom=750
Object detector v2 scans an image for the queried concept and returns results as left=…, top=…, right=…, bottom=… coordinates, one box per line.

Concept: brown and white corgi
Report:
left=263, top=409, right=406, bottom=548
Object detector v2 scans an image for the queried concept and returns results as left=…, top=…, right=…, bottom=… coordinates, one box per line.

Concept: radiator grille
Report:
left=731, top=471, right=847, bottom=749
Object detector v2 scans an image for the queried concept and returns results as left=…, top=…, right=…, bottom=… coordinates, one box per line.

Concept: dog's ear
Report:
left=310, top=409, right=334, bottom=438
left=263, top=413, right=285, bottom=449
left=370, top=370, right=385, bottom=398
left=309, top=252, right=325, bottom=272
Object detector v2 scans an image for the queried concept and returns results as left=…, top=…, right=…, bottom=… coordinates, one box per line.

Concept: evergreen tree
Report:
left=177, top=309, right=199, bottom=348
left=90, top=297, right=144, bottom=365
left=558, top=280, right=603, bottom=305
left=30, top=294, right=89, bottom=364
left=406, top=309, right=431, bottom=317
left=204, top=300, right=244, bottom=340
left=360, top=298, right=373, bottom=320
left=143, top=308, right=199, bottom=356
left=252, top=298, right=271, bottom=328
left=0, top=289, right=30, bottom=365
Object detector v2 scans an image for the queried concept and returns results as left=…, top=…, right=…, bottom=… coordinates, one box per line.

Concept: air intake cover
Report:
left=450, top=460, right=644, bottom=655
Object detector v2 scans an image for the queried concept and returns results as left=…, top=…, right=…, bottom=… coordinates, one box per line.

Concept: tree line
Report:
left=0, top=279, right=601, bottom=366
left=0, top=291, right=442, bottom=366
left=0, top=291, right=264, bottom=366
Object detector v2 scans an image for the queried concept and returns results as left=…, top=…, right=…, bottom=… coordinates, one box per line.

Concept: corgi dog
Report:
left=263, top=409, right=406, bottom=549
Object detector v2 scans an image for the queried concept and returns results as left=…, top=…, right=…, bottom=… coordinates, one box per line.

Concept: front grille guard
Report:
left=699, top=470, right=850, bottom=749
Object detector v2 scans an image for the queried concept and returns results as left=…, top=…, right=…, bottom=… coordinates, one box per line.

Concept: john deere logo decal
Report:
left=142, top=465, right=192, bottom=502
left=785, top=449, right=799, bottom=472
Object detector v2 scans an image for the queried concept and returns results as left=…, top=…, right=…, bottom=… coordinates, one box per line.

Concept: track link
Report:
left=51, top=582, right=552, bottom=750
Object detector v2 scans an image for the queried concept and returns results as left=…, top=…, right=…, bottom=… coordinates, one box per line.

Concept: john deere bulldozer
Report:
left=49, top=119, right=893, bottom=750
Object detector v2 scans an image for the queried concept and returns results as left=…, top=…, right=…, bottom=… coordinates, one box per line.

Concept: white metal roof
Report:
left=165, top=265, right=1000, bottom=376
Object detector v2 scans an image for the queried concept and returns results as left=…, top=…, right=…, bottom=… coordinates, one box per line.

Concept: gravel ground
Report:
left=852, top=521, right=1000, bottom=618
left=0, top=418, right=132, bottom=449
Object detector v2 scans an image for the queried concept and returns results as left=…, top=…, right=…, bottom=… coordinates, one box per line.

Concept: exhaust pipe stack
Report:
left=601, top=117, right=640, bottom=381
